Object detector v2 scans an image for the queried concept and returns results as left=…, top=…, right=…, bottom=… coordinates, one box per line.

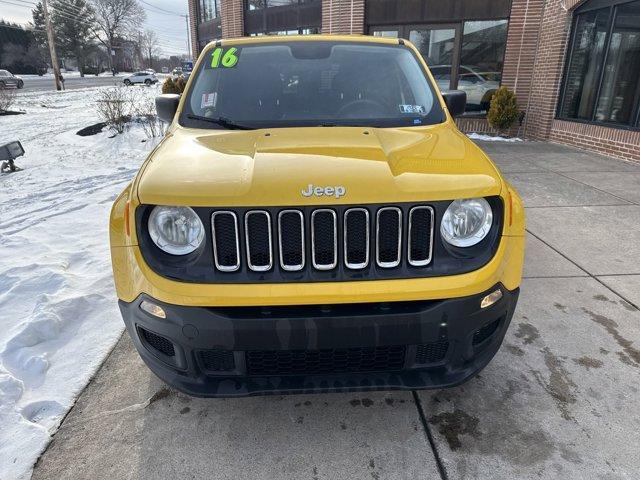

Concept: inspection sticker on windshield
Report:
left=399, top=104, right=425, bottom=114
left=201, top=92, right=217, bottom=109
left=399, top=104, right=426, bottom=114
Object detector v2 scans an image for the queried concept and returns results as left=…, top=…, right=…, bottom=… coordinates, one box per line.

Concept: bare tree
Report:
left=140, top=29, right=159, bottom=69
left=91, top=0, right=146, bottom=74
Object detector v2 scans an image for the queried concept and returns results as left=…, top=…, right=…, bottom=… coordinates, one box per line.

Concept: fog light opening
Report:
left=480, top=289, right=503, bottom=309
left=140, top=300, right=166, bottom=319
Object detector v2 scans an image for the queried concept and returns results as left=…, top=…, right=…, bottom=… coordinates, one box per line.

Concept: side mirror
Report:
left=442, top=90, right=467, bottom=118
left=155, top=94, right=180, bottom=123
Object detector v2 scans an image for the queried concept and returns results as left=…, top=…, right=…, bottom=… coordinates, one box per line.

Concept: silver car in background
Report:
left=0, top=70, right=24, bottom=89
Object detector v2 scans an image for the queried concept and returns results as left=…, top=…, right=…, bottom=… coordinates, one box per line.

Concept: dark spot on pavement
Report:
left=515, top=323, right=540, bottom=345
left=340, top=422, right=347, bottom=430
left=505, top=343, right=525, bottom=356
left=304, top=400, right=311, bottom=406
left=583, top=309, right=640, bottom=366
left=554, top=303, right=568, bottom=313
left=572, top=356, right=603, bottom=370
left=428, top=409, right=481, bottom=451
left=368, top=458, right=379, bottom=480
left=600, top=348, right=609, bottom=355
left=179, top=407, right=190, bottom=414
left=532, top=347, right=577, bottom=421
left=593, top=294, right=610, bottom=302
left=349, top=398, right=374, bottom=407
left=619, top=300, right=637, bottom=312
left=148, top=388, right=171, bottom=406
left=384, top=398, right=394, bottom=406
left=617, top=352, right=636, bottom=367
left=296, top=416, right=304, bottom=424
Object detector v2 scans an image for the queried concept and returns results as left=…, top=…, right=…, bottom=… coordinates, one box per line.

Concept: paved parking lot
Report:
left=32, top=140, right=640, bottom=479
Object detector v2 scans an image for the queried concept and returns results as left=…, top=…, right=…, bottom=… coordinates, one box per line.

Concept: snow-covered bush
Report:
left=134, top=95, right=165, bottom=139
left=0, top=88, right=16, bottom=113
left=96, top=86, right=134, bottom=134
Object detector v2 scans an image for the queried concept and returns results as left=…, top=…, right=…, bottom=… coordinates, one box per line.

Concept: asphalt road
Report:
left=20, top=74, right=136, bottom=92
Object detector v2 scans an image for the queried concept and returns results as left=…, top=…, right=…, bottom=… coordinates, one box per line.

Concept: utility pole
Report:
left=183, top=14, right=191, bottom=59
left=42, top=0, right=62, bottom=91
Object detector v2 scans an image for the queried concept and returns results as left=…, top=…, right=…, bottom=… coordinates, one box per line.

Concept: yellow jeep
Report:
left=110, top=35, right=525, bottom=397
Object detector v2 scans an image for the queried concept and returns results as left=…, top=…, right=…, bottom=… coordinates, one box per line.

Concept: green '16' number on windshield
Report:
left=210, top=47, right=239, bottom=68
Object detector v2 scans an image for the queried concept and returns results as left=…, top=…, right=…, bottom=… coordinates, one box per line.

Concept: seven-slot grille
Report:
left=210, top=206, right=434, bottom=273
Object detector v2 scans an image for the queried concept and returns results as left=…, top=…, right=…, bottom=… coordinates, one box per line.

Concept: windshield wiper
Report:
left=186, top=114, right=253, bottom=130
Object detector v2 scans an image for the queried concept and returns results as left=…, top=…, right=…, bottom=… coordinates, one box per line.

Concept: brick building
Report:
left=187, top=0, right=640, bottom=162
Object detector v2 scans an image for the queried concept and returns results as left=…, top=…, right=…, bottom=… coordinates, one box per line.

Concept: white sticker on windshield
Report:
left=399, top=104, right=425, bottom=114
left=201, top=92, right=217, bottom=109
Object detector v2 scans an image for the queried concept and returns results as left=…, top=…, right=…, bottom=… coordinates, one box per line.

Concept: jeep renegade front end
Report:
left=110, top=36, right=525, bottom=397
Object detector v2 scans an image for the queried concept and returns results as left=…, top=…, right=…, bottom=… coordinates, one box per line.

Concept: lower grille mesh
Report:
left=199, top=350, right=236, bottom=372
left=139, top=327, right=175, bottom=357
left=415, top=341, right=449, bottom=364
left=246, top=346, right=406, bottom=376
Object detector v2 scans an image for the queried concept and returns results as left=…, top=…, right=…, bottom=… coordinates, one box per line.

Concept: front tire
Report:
left=124, top=79, right=131, bottom=86
left=17, top=80, right=24, bottom=89
left=144, top=79, right=151, bottom=86
left=0, top=81, right=5, bottom=89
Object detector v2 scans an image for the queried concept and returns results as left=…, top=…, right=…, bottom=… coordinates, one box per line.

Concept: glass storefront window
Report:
left=559, top=0, right=640, bottom=128
left=559, top=10, right=611, bottom=119
left=459, top=20, right=508, bottom=113
left=248, top=0, right=267, bottom=10
left=369, top=20, right=509, bottom=116
left=372, top=30, right=399, bottom=38
left=409, top=27, right=456, bottom=94
left=199, top=0, right=221, bottom=22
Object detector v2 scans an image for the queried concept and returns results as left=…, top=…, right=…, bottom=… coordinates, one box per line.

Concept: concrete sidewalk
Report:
left=32, top=141, right=640, bottom=480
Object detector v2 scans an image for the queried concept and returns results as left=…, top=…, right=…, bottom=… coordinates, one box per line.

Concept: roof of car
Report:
left=210, top=34, right=403, bottom=50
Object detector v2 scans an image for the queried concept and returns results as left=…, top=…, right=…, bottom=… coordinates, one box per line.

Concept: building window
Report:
left=369, top=19, right=508, bottom=115
left=248, top=0, right=309, bottom=8
left=199, top=0, right=221, bottom=22
left=459, top=20, right=508, bottom=112
left=558, top=0, right=640, bottom=128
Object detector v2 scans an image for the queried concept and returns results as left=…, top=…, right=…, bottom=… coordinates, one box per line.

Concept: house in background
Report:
left=186, top=0, right=640, bottom=162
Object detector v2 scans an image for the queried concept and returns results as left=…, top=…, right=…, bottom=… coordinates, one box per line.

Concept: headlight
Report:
left=440, top=198, right=493, bottom=247
left=148, top=206, right=204, bottom=255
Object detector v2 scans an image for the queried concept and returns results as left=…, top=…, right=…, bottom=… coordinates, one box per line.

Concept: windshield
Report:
left=181, top=41, right=445, bottom=129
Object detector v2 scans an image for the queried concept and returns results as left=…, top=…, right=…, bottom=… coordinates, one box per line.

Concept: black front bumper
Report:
left=119, top=284, right=519, bottom=397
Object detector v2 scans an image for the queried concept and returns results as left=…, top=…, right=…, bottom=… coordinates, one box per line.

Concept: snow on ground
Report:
left=0, top=84, right=162, bottom=479
left=467, top=132, right=523, bottom=142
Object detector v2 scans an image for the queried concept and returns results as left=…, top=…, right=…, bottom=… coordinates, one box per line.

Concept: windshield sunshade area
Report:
left=181, top=41, right=446, bottom=129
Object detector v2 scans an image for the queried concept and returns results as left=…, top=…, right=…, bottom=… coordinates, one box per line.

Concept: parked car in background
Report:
left=431, top=65, right=500, bottom=112
left=145, top=68, right=156, bottom=74
left=0, top=70, right=24, bottom=89
left=123, top=71, right=158, bottom=86
left=171, top=67, right=182, bottom=76
left=161, top=67, right=169, bottom=73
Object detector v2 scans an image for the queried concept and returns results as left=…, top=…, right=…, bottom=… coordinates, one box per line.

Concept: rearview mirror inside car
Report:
left=442, top=90, right=467, bottom=118
left=156, top=94, right=180, bottom=123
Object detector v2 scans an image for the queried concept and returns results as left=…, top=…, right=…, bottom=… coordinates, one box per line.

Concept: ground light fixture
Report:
left=480, top=289, right=503, bottom=309
left=140, top=300, right=167, bottom=319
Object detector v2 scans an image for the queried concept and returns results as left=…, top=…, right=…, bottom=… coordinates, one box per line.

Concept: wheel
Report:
left=0, top=81, right=5, bottom=89
left=17, top=80, right=24, bottom=89
left=124, top=79, right=131, bottom=86
left=144, top=79, right=152, bottom=86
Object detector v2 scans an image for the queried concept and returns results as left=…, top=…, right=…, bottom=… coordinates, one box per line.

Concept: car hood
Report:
left=136, top=124, right=502, bottom=206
